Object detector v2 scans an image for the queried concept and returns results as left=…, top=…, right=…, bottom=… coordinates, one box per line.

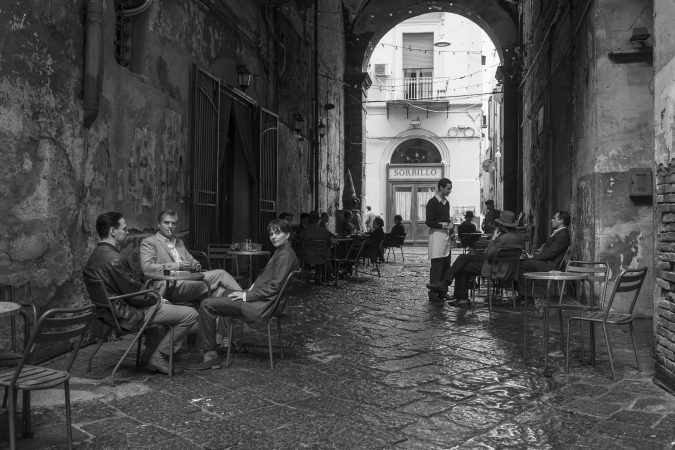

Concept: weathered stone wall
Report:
left=654, top=0, right=675, bottom=393
left=520, top=0, right=653, bottom=314
left=0, top=1, right=345, bottom=348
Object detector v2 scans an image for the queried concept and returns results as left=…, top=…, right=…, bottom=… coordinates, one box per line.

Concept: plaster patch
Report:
left=9, top=232, right=50, bottom=262
left=0, top=104, right=24, bottom=135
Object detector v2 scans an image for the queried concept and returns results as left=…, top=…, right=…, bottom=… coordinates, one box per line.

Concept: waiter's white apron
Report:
left=428, top=227, right=451, bottom=260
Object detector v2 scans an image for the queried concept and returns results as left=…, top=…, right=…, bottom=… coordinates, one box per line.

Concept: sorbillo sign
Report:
left=388, top=166, right=441, bottom=180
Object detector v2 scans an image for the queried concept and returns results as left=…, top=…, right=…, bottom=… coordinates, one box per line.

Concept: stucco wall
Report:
left=520, top=0, right=653, bottom=314
left=0, top=1, right=345, bottom=348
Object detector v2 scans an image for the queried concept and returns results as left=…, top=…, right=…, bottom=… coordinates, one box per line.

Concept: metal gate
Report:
left=258, top=108, right=278, bottom=250
left=191, top=67, right=220, bottom=251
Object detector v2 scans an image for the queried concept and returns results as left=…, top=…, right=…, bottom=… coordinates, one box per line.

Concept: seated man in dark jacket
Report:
left=364, top=217, right=385, bottom=263
left=427, top=210, right=524, bottom=306
left=458, top=211, right=479, bottom=248
left=189, top=219, right=299, bottom=370
left=83, top=211, right=197, bottom=375
left=518, top=210, right=571, bottom=298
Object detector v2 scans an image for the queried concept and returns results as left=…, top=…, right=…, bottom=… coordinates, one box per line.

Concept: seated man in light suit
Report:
left=140, top=209, right=241, bottom=304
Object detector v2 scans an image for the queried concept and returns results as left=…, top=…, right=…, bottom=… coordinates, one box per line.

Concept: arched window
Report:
left=390, top=139, right=442, bottom=164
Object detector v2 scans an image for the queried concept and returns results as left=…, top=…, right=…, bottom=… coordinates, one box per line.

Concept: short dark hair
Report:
left=438, top=178, right=452, bottom=189
left=279, top=212, right=293, bottom=220
left=267, top=218, right=292, bottom=235
left=366, top=205, right=372, bottom=211
left=300, top=212, right=309, bottom=220
left=373, top=217, right=384, bottom=228
left=556, top=210, right=571, bottom=227
left=309, top=210, right=320, bottom=224
left=464, top=211, right=474, bottom=218
left=344, top=210, right=353, bottom=218
left=394, top=214, right=402, bottom=222
left=485, top=199, right=495, bottom=205
left=157, top=209, right=178, bottom=223
left=96, top=211, right=123, bottom=239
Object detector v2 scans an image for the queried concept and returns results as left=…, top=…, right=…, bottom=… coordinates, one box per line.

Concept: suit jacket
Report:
left=242, top=241, right=299, bottom=322
left=533, top=227, right=570, bottom=270
left=140, top=232, right=196, bottom=274
left=83, top=242, right=149, bottom=330
left=480, top=230, right=525, bottom=279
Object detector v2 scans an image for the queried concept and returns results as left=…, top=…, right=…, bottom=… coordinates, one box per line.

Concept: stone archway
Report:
left=343, top=0, right=520, bottom=211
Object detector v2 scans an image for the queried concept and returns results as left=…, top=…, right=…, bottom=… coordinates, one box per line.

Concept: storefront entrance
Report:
left=389, top=183, right=437, bottom=244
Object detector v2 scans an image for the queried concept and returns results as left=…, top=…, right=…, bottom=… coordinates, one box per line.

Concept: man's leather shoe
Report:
left=448, top=298, right=470, bottom=308
left=146, top=352, right=183, bottom=375
left=428, top=292, right=445, bottom=306
left=440, top=292, right=455, bottom=301
left=426, top=281, right=448, bottom=292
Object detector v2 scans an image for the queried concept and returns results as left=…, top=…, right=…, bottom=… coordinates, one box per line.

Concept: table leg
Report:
left=523, top=279, right=530, bottom=358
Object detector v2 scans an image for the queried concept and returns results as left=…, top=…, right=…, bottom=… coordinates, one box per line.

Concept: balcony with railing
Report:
left=369, top=77, right=450, bottom=102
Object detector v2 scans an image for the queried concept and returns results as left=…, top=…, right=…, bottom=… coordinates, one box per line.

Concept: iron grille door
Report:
left=191, top=67, right=220, bottom=251
left=259, top=108, right=278, bottom=250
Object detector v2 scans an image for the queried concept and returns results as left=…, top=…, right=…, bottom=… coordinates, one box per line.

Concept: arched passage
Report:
left=343, top=0, right=520, bottom=213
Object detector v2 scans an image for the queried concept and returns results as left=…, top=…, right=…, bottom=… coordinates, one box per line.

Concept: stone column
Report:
left=343, top=72, right=372, bottom=207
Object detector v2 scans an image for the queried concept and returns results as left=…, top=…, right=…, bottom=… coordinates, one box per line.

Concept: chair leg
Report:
left=400, top=247, right=404, bottom=262
left=267, top=321, right=274, bottom=370
left=21, top=390, right=32, bottom=438
left=8, top=387, right=15, bottom=450
left=487, top=278, right=492, bottom=311
left=628, top=322, right=641, bottom=372
left=226, top=320, right=235, bottom=368
left=87, top=327, right=113, bottom=372
left=277, top=319, right=284, bottom=360
left=64, top=380, right=73, bottom=450
left=558, top=309, right=565, bottom=343
left=135, top=332, right=144, bottom=368
left=602, top=323, right=616, bottom=381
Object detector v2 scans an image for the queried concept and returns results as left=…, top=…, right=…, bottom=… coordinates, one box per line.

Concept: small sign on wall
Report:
left=388, top=165, right=444, bottom=181
left=629, top=168, right=652, bottom=197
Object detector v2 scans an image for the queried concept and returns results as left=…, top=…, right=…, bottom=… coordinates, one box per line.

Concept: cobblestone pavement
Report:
left=2, top=247, right=673, bottom=449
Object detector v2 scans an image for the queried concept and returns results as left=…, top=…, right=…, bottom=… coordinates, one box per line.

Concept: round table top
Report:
left=0, top=301, right=21, bottom=318
left=523, top=271, right=588, bottom=281
left=145, top=270, right=206, bottom=281
left=228, top=250, right=270, bottom=256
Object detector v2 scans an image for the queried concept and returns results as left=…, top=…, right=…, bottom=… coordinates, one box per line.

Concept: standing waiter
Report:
left=425, top=178, right=454, bottom=305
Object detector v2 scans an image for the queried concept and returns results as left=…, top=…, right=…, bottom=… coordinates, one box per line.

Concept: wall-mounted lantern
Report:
left=237, top=65, right=252, bottom=91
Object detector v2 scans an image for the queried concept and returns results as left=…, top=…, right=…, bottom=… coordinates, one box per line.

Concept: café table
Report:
left=227, top=249, right=271, bottom=287
left=145, top=270, right=210, bottom=297
left=522, top=271, right=588, bottom=365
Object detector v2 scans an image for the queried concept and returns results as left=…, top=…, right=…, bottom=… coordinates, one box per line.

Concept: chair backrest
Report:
left=8, top=306, right=93, bottom=384
left=207, top=243, right=236, bottom=269
left=567, top=261, right=609, bottom=308
left=269, top=270, right=302, bottom=317
left=342, top=238, right=366, bottom=262
left=473, top=239, right=490, bottom=253
left=301, top=239, right=332, bottom=265
left=489, top=247, right=522, bottom=280
left=556, top=245, right=572, bottom=271
left=189, top=250, right=211, bottom=271
left=390, top=233, right=406, bottom=247
left=83, top=277, right=123, bottom=331
left=602, top=267, right=648, bottom=315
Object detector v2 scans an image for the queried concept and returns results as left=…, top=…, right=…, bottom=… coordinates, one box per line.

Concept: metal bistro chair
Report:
left=188, top=249, right=211, bottom=270
left=543, top=261, right=609, bottom=361
left=225, top=270, right=301, bottom=369
left=485, top=247, right=523, bottom=310
left=300, top=238, right=332, bottom=283
left=83, top=278, right=174, bottom=384
left=207, top=243, right=240, bottom=276
left=384, top=233, right=406, bottom=262
left=566, top=267, right=648, bottom=381
left=334, top=238, right=367, bottom=284
left=0, top=305, right=93, bottom=450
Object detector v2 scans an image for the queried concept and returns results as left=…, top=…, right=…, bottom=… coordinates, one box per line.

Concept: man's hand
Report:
left=190, top=261, right=201, bottom=272
left=227, top=291, right=245, bottom=301
left=178, top=261, right=192, bottom=271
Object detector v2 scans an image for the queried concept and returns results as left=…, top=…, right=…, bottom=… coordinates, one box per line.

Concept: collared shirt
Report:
left=435, top=194, right=447, bottom=205
left=551, top=226, right=567, bottom=237
left=157, top=234, right=182, bottom=262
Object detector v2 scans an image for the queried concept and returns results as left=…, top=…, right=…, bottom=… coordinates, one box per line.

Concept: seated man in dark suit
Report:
left=458, top=211, right=479, bottom=248
left=188, top=219, right=299, bottom=370
left=364, top=217, right=385, bottom=263
left=341, top=210, right=356, bottom=236
left=390, top=214, right=405, bottom=237
left=83, top=211, right=197, bottom=375
left=518, top=210, right=572, bottom=298
left=427, top=210, right=524, bottom=307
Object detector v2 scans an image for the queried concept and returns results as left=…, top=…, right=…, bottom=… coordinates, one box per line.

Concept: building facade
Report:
left=364, top=13, right=496, bottom=243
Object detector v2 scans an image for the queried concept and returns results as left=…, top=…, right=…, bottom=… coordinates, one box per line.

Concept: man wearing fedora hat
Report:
left=458, top=211, right=479, bottom=248
left=427, top=210, right=524, bottom=305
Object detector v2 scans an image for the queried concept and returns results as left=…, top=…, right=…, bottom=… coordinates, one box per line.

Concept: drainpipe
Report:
left=83, top=0, right=103, bottom=128
left=313, top=0, right=320, bottom=212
